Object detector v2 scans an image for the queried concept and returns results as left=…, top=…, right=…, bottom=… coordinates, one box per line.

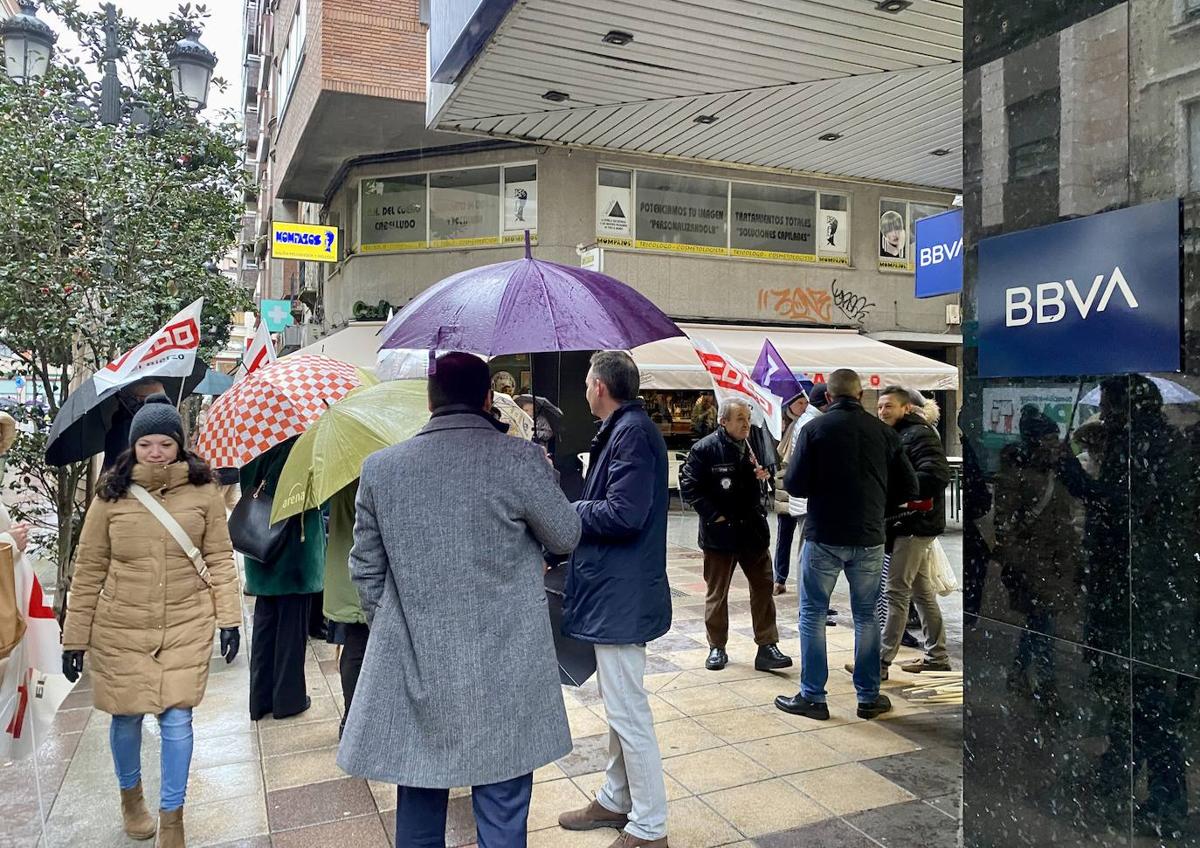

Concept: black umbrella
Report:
left=544, top=565, right=596, bottom=687
left=44, top=360, right=208, bottom=466
left=514, top=395, right=563, bottom=430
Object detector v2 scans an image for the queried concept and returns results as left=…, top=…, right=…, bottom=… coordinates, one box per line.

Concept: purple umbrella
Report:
left=378, top=235, right=684, bottom=355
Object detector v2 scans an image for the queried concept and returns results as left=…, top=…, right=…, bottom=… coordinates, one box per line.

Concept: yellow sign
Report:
left=271, top=222, right=339, bottom=262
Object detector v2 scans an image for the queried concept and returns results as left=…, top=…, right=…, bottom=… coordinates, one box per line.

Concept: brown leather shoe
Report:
left=119, top=782, right=156, bottom=840
left=559, top=798, right=629, bottom=831
left=156, top=806, right=185, bottom=848
left=608, top=831, right=670, bottom=847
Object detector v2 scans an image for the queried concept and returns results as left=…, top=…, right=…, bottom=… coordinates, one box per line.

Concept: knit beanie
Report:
left=128, top=393, right=186, bottom=451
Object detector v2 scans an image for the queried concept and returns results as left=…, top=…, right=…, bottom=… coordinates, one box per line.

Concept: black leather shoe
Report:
left=774, top=693, right=830, bottom=720
left=857, top=694, right=893, bottom=720
left=705, top=647, right=728, bottom=671
left=755, top=643, right=793, bottom=671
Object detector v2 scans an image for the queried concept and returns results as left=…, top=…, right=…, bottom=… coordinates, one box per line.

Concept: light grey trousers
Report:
left=594, top=643, right=669, bottom=841
left=880, top=535, right=949, bottom=665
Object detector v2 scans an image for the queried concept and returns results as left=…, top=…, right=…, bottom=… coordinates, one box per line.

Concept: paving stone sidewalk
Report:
left=2, top=516, right=963, bottom=848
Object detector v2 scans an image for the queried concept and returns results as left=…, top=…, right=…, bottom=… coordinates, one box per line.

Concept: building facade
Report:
left=242, top=0, right=964, bottom=373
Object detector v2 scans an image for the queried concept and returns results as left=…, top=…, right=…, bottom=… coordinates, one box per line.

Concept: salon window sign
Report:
left=634, top=171, right=728, bottom=255
left=361, top=175, right=428, bottom=252
left=730, top=183, right=816, bottom=261
left=978, top=199, right=1181, bottom=378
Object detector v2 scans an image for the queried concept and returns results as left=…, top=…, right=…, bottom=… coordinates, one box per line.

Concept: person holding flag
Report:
left=681, top=338, right=791, bottom=673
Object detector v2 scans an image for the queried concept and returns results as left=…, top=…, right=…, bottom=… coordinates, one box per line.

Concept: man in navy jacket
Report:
left=558, top=350, right=671, bottom=848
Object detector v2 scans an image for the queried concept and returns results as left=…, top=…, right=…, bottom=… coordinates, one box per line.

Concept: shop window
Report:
left=633, top=171, right=728, bottom=255
left=1188, top=101, right=1200, bottom=195
left=361, top=174, right=428, bottom=252
left=730, top=182, right=816, bottom=262
left=429, top=167, right=501, bottom=248
left=879, top=199, right=950, bottom=272
left=817, top=192, right=850, bottom=264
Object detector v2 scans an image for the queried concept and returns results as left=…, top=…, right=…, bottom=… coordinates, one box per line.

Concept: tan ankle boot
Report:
left=119, top=782, right=156, bottom=840
left=156, top=807, right=185, bottom=848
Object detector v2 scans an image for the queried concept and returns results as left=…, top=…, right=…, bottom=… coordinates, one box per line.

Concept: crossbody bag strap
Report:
left=129, top=484, right=212, bottom=587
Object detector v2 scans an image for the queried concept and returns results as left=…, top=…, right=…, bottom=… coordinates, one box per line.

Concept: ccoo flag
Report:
left=241, top=321, right=277, bottom=376
left=691, top=337, right=783, bottom=438
left=751, top=339, right=806, bottom=407
left=93, top=298, right=204, bottom=394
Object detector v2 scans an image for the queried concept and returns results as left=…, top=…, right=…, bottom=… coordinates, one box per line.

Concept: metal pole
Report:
left=98, top=3, right=120, bottom=126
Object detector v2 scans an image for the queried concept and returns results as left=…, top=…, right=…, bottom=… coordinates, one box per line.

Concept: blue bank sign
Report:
left=915, top=208, right=963, bottom=298
left=978, top=200, right=1180, bottom=378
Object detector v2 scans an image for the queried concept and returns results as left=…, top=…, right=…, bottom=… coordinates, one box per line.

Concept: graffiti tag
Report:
left=757, top=287, right=833, bottom=323
left=831, top=279, right=876, bottom=324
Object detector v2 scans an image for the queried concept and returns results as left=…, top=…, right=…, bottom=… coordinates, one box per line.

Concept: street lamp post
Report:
left=2, top=1, right=217, bottom=118
left=0, top=0, right=56, bottom=83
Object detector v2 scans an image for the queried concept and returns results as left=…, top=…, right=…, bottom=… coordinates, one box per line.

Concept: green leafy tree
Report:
left=0, top=2, right=250, bottom=608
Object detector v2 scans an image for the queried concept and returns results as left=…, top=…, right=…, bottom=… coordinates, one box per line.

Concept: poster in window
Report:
left=429, top=167, right=501, bottom=248
left=878, top=199, right=909, bottom=270
left=634, top=171, right=728, bottom=255
left=729, top=183, right=816, bottom=262
left=360, top=175, right=427, bottom=252
left=908, top=203, right=947, bottom=269
left=597, top=168, right=633, bottom=246
left=817, top=194, right=849, bottom=264
left=503, top=165, right=537, bottom=243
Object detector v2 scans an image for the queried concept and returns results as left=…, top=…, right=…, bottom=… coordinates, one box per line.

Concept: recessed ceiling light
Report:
left=930, top=148, right=952, bottom=156
left=602, top=30, right=634, bottom=46
left=542, top=90, right=570, bottom=103
left=694, top=114, right=719, bottom=124
left=818, top=132, right=842, bottom=142
left=875, top=0, right=913, bottom=12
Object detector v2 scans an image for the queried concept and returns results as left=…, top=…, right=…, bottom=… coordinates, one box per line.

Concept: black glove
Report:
left=62, top=650, right=84, bottom=683
left=219, top=627, right=240, bottom=664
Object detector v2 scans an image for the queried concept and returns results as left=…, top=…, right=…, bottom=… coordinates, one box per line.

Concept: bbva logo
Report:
left=1005, top=266, right=1139, bottom=327
left=919, top=238, right=963, bottom=268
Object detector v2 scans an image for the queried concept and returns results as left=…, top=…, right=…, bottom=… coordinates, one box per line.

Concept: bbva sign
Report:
left=978, top=200, right=1180, bottom=378
left=1004, top=266, right=1138, bottom=326
left=915, top=209, right=963, bottom=298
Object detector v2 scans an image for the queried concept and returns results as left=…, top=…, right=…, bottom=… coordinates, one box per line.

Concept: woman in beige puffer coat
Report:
left=62, top=395, right=242, bottom=848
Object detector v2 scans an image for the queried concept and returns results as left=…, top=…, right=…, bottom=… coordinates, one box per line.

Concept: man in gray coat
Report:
left=338, top=352, right=582, bottom=848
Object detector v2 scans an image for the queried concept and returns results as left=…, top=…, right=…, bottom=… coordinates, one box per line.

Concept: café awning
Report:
left=634, top=323, right=959, bottom=392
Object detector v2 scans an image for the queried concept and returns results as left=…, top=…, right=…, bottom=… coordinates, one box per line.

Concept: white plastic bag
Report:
left=926, top=538, right=959, bottom=597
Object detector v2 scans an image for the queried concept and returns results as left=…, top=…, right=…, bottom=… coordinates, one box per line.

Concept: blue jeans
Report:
left=395, top=772, right=533, bottom=848
left=773, top=514, right=802, bottom=584
left=110, top=708, right=194, bottom=812
left=799, top=542, right=885, bottom=704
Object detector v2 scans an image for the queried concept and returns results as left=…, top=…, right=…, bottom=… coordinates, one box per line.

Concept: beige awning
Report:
left=287, top=322, right=385, bottom=369
left=634, top=323, right=960, bottom=392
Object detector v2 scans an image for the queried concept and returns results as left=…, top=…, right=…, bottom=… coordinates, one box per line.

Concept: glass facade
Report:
left=963, top=2, right=1200, bottom=845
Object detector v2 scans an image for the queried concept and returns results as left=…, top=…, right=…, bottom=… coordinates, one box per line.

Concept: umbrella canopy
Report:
left=544, top=565, right=596, bottom=687
left=194, top=355, right=372, bottom=469
left=193, top=368, right=235, bottom=397
left=378, top=240, right=684, bottom=356
left=271, top=381, right=429, bottom=522
left=1080, top=376, right=1200, bottom=407
left=45, top=359, right=207, bottom=467
left=513, top=394, right=563, bottom=429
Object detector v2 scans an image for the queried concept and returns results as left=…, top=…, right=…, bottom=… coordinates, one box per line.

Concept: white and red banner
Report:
left=93, top=298, right=204, bottom=394
left=0, top=546, right=73, bottom=761
left=691, top=336, right=783, bottom=438
left=241, top=320, right=277, bottom=376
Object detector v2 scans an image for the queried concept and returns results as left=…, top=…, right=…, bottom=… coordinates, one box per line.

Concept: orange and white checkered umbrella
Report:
left=195, top=355, right=367, bottom=469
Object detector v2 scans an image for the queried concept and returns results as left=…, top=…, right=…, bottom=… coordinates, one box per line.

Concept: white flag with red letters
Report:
left=691, top=336, right=783, bottom=439
left=93, top=298, right=204, bottom=394
left=0, top=546, right=73, bottom=761
left=241, top=320, right=277, bottom=376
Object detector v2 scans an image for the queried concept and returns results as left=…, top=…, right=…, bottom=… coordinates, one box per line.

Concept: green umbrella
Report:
left=271, top=380, right=429, bottom=523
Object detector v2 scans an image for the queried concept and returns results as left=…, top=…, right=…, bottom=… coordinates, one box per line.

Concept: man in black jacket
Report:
left=876, top=386, right=952, bottom=674
left=775, top=370, right=918, bottom=722
left=680, top=398, right=792, bottom=673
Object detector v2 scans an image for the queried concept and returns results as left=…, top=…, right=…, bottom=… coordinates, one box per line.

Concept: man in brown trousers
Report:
left=680, top=398, right=792, bottom=672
